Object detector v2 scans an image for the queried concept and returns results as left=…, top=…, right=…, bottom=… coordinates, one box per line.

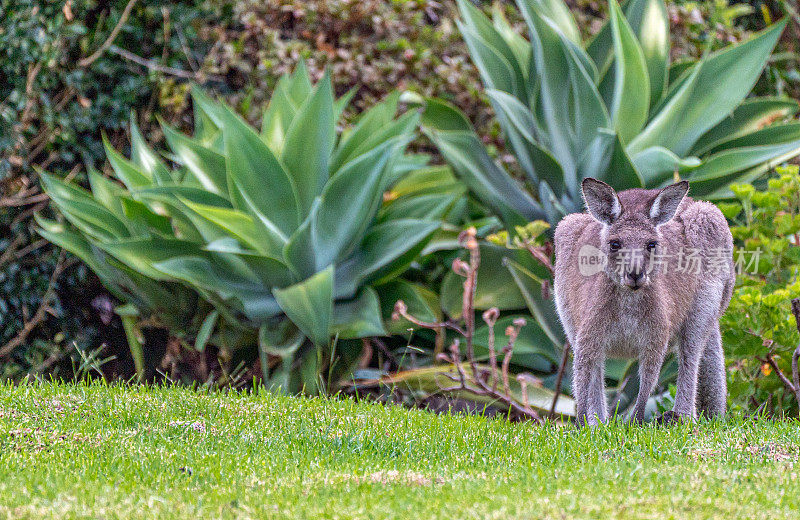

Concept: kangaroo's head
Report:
left=581, top=178, right=689, bottom=291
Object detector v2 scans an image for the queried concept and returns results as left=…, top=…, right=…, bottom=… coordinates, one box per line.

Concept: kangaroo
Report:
left=553, top=178, right=734, bottom=425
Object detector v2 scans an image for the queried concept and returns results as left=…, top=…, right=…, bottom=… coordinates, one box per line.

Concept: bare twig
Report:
left=0, top=251, right=69, bottom=359
left=78, top=0, right=139, bottom=67
left=108, top=45, right=222, bottom=82
left=391, top=236, right=542, bottom=423
left=549, top=341, right=571, bottom=420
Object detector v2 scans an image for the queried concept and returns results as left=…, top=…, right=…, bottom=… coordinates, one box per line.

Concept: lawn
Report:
left=0, top=383, right=798, bottom=519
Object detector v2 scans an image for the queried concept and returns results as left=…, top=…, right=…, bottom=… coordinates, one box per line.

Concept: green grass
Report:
left=0, top=382, right=798, bottom=519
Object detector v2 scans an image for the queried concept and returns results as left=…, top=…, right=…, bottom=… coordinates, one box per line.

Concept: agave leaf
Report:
left=486, top=90, right=565, bottom=194
left=180, top=198, right=284, bottom=257
left=332, top=92, right=401, bottom=172
left=287, top=61, right=313, bottom=105
left=218, top=108, right=299, bottom=238
left=129, top=114, right=173, bottom=184
left=98, top=237, right=202, bottom=281
left=457, top=0, right=526, bottom=100
left=282, top=70, right=335, bottom=213
left=624, top=0, right=669, bottom=104
left=194, top=310, right=219, bottom=352
left=160, top=118, right=227, bottom=195
left=632, top=146, right=701, bottom=187
left=492, top=3, right=532, bottom=76
left=423, top=126, right=544, bottom=227
left=203, top=238, right=295, bottom=288
left=332, top=287, right=387, bottom=339
left=333, top=87, right=357, bottom=122
left=313, top=137, right=404, bottom=268
left=515, top=0, right=581, bottom=45
left=284, top=198, right=321, bottom=279
left=119, top=197, right=173, bottom=236
left=691, top=98, right=800, bottom=155
left=524, top=6, right=610, bottom=195
left=35, top=217, right=128, bottom=301
left=607, top=0, right=649, bottom=144
left=274, top=265, right=334, bottom=347
left=630, top=20, right=787, bottom=156
left=688, top=126, right=800, bottom=194
left=87, top=167, right=125, bottom=217
left=40, top=173, right=130, bottom=240
left=336, top=219, right=439, bottom=298
left=260, top=74, right=298, bottom=153
left=102, top=134, right=151, bottom=189
left=504, top=259, right=565, bottom=348
left=155, top=255, right=281, bottom=321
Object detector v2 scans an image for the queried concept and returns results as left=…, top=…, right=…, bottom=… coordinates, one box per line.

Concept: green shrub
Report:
left=416, top=0, right=798, bottom=229
left=722, top=166, right=800, bottom=416
left=38, top=65, right=440, bottom=393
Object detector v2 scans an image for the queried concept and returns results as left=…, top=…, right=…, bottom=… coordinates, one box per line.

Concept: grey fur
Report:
left=554, top=178, right=734, bottom=425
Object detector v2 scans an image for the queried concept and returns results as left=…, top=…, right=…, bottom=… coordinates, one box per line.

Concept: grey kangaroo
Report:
left=553, top=178, right=734, bottom=425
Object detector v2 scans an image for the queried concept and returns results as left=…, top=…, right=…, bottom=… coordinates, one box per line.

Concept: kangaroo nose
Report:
left=628, top=271, right=643, bottom=282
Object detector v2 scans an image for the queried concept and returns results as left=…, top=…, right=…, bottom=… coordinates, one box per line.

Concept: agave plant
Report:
left=37, top=64, right=440, bottom=392
left=417, top=0, right=798, bottom=228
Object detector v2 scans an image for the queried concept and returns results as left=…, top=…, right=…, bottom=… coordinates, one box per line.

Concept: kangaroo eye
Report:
left=646, top=241, right=658, bottom=252
left=609, top=240, right=622, bottom=251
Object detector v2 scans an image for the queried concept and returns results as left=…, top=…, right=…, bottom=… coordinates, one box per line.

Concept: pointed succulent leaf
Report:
left=608, top=0, right=650, bottom=144
left=282, top=70, right=335, bottom=213
left=630, top=20, right=787, bottom=156
left=274, top=265, right=334, bottom=347
left=331, top=287, right=387, bottom=339
left=691, top=98, right=800, bottom=155
left=160, top=118, right=227, bottom=195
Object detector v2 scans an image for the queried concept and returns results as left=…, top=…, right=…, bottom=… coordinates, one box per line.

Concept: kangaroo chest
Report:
left=595, top=293, right=665, bottom=358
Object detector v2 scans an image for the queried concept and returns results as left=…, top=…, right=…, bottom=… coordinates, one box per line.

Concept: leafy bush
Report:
left=416, top=0, right=798, bottom=229
left=722, top=166, right=800, bottom=416
left=39, top=65, right=440, bottom=392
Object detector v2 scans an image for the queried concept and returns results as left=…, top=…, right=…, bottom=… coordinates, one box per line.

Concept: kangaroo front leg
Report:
left=630, top=340, right=669, bottom=423
left=573, top=338, right=607, bottom=426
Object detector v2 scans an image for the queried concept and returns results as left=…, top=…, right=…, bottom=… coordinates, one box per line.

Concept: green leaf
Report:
left=423, top=126, right=544, bottom=227
left=98, top=237, right=201, bottom=281
left=282, top=70, right=335, bottom=213
left=630, top=20, right=788, bottom=156
left=40, top=173, right=130, bottom=240
left=625, top=0, right=669, bottom=105
left=102, top=134, right=151, bottom=189
left=274, top=266, right=334, bottom=347
left=608, top=0, right=650, bottom=144
left=632, top=146, right=701, bottom=187
left=332, top=287, right=387, bottom=339
left=180, top=198, right=284, bottom=258
left=505, top=259, right=565, bottom=347
left=192, top=88, right=300, bottom=237
left=486, top=90, right=565, bottom=195
left=331, top=92, right=400, bottom=172
left=337, top=219, right=439, bottom=298
left=194, top=310, right=219, bottom=352
left=129, top=114, right=172, bottom=184
left=691, top=98, right=800, bottom=155
left=161, top=119, right=228, bottom=195
left=515, top=0, right=581, bottom=44
left=313, top=138, right=403, bottom=268
left=260, top=74, right=298, bottom=153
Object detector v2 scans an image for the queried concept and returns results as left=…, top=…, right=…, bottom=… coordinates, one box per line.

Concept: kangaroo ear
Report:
left=650, top=181, right=689, bottom=226
left=582, top=178, right=621, bottom=225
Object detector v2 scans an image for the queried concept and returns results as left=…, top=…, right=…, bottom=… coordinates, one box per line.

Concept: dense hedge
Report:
left=0, top=0, right=795, bottom=380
